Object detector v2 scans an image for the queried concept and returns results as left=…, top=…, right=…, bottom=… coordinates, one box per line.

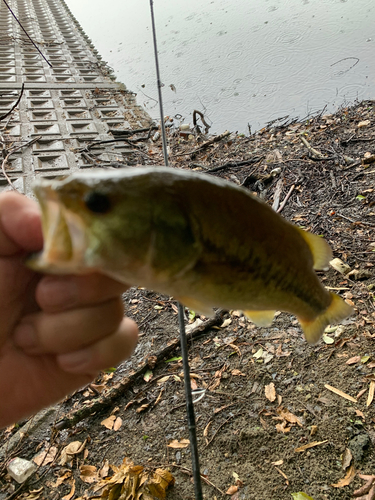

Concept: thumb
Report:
left=0, top=192, right=43, bottom=256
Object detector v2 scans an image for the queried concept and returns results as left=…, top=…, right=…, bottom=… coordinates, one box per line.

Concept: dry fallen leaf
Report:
left=79, top=465, right=98, bottom=483
left=99, top=460, right=110, bottom=479
left=342, top=448, right=353, bottom=470
left=272, top=459, right=284, bottom=466
left=59, top=441, right=87, bottom=466
left=91, top=457, right=174, bottom=499
left=167, top=439, right=190, bottom=448
left=357, top=388, right=368, bottom=400
left=62, top=478, right=75, bottom=500
left=331, top=464, right=356, bottom=487
left=276, top=421, right=290, bottom=434
left=295, top=441, right=328, bottom=453
left=232, top=369, right=246, bottom=376
left=324, top=384, right=357, bottom=403
left=265, top=382, right=276, bottom=402
left=358, top=120, right=371, bottom=128
left=226, top=485, right=238, bottom=495
left=353, top=474, right=375, bottom=497
left=50, top=471, right=72, bottom=488
left=113, top=417, right=123, bottom=431
left=355, top=409, right=365, bottom=420
left=22, top=487, right=43, bottom=500
left=274, top=466, right=289, bottom=485
left=367, top=380, right=375, bottom=407
left=277, top=406, right=302, bottom=427
left=157, top=375, right=172, bottom=385
left=101, top=415, right=116, bottom=430
left=33, top=446, right=58, bottom=466
left=136, top=403, right=150, bottom=413
left=221, top=318, right=232, bottom=328
left=346, top=356, right=361, bottom=365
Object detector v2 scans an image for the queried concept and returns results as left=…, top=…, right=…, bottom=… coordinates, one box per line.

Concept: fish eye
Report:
left=84, top=191, right=111, bottom=214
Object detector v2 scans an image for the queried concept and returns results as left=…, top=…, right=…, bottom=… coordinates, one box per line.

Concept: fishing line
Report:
left=149, top=0, right=169, bottom=167
left=1, top=0, right=53, bottom=68
left=149, top=2, right=203, bottom=498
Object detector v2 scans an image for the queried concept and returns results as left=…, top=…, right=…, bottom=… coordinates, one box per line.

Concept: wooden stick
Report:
left=300, top=135, right=326, bottom=159
left=276, top=184, right=295, bottom=213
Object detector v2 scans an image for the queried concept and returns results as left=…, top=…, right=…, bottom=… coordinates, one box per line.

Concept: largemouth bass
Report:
left=28, top=167, right=353, bottom=343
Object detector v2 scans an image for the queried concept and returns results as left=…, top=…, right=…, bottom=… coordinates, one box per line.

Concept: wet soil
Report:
left=2, top=101, right=375, bottom=500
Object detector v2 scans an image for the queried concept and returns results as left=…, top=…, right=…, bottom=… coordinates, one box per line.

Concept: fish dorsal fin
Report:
left=297, top=228, right=332, bottom=270
left=244, top=310, right=275, bottom=327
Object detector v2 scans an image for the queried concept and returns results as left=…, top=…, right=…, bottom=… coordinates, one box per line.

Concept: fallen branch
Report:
left=193, top=109, right=211, bottom=134
left=205, top=156, right=264, bottom=174
left=300, top=135, right=327, bottom=159
left=109, top=125, right=158, bottom=136
left=54, top=309, right=227, bottom=430
left=174, top=130, right=231, bottom=157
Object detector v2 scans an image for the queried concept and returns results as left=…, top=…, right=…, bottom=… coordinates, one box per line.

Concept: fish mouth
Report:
left=27, top=185, right=88, bottom=274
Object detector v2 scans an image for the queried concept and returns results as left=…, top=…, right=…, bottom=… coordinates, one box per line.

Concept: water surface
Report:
left=66, top=0, right=375, bottom=133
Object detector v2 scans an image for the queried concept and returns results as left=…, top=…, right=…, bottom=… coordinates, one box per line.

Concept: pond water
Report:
left=66, top=0, right=375, bottom=133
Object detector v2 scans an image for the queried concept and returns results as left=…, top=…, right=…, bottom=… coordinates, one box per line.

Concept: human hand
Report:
left=0, top=192, right=138, bottom=428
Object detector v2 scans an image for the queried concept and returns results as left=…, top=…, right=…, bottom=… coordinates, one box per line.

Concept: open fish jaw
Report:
left=29, top=185, right=89, bottom=273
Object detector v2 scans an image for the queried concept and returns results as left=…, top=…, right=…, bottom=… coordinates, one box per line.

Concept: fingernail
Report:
left=39, top=277, right=78, bottom=308
left=14, top=324, right=37, bottom=350
left=58, top=348, right=91, bottom=372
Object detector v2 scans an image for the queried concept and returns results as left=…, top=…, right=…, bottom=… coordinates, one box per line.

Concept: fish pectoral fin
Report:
left=299, top=292, right=353, bottom=344
left=176, top=296, right=214, bottom=317
left=297, top=228, right=333, bottom=270
left=244, top=310, right=275, bottom=327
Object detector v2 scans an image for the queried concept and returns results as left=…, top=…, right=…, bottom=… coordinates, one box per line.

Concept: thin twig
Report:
left=169, top=464, right=226, bottom=496
left=276, top=184, right=295, bottom=213
left=193, top=110, right=211, bottom=134
left=1, top=153, right=16, bottom=190
left=272, top=178, right=284, bottom=211
left=205, top=156, right=264, bottom=174
left=300, top=135, right=326, bottom=159
left=0, top=83, right=24, bottom=121
left=0, top=136, right=41, bottom=191
left=205, top=410, right=246, bottom=448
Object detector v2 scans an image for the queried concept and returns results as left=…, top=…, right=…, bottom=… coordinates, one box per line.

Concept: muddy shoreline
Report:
left=1, top=100, right=375, bottom=500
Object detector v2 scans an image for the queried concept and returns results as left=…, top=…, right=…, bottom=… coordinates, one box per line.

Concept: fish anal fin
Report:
left=176, top=296, right=214, bottom=317
left=244, top=310, right=275, bottom=327
left=297, top=228, right=333, bottom=270
left=299, top=292, right=353, bottom=344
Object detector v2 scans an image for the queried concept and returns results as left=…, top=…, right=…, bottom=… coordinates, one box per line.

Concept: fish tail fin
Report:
left=299, top=293, right=353, bottom=344
left=297, top=228, right=333, bottom=270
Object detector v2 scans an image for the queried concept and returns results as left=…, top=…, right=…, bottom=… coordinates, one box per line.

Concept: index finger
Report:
left=0, top=192, right=43, bottom=256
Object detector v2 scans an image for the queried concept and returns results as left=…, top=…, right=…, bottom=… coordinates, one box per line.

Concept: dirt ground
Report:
left=1, top=101, right=375, bottom=500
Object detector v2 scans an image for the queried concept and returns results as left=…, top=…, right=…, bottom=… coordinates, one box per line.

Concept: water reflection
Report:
left=66, top=0, right=375, bottom=133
